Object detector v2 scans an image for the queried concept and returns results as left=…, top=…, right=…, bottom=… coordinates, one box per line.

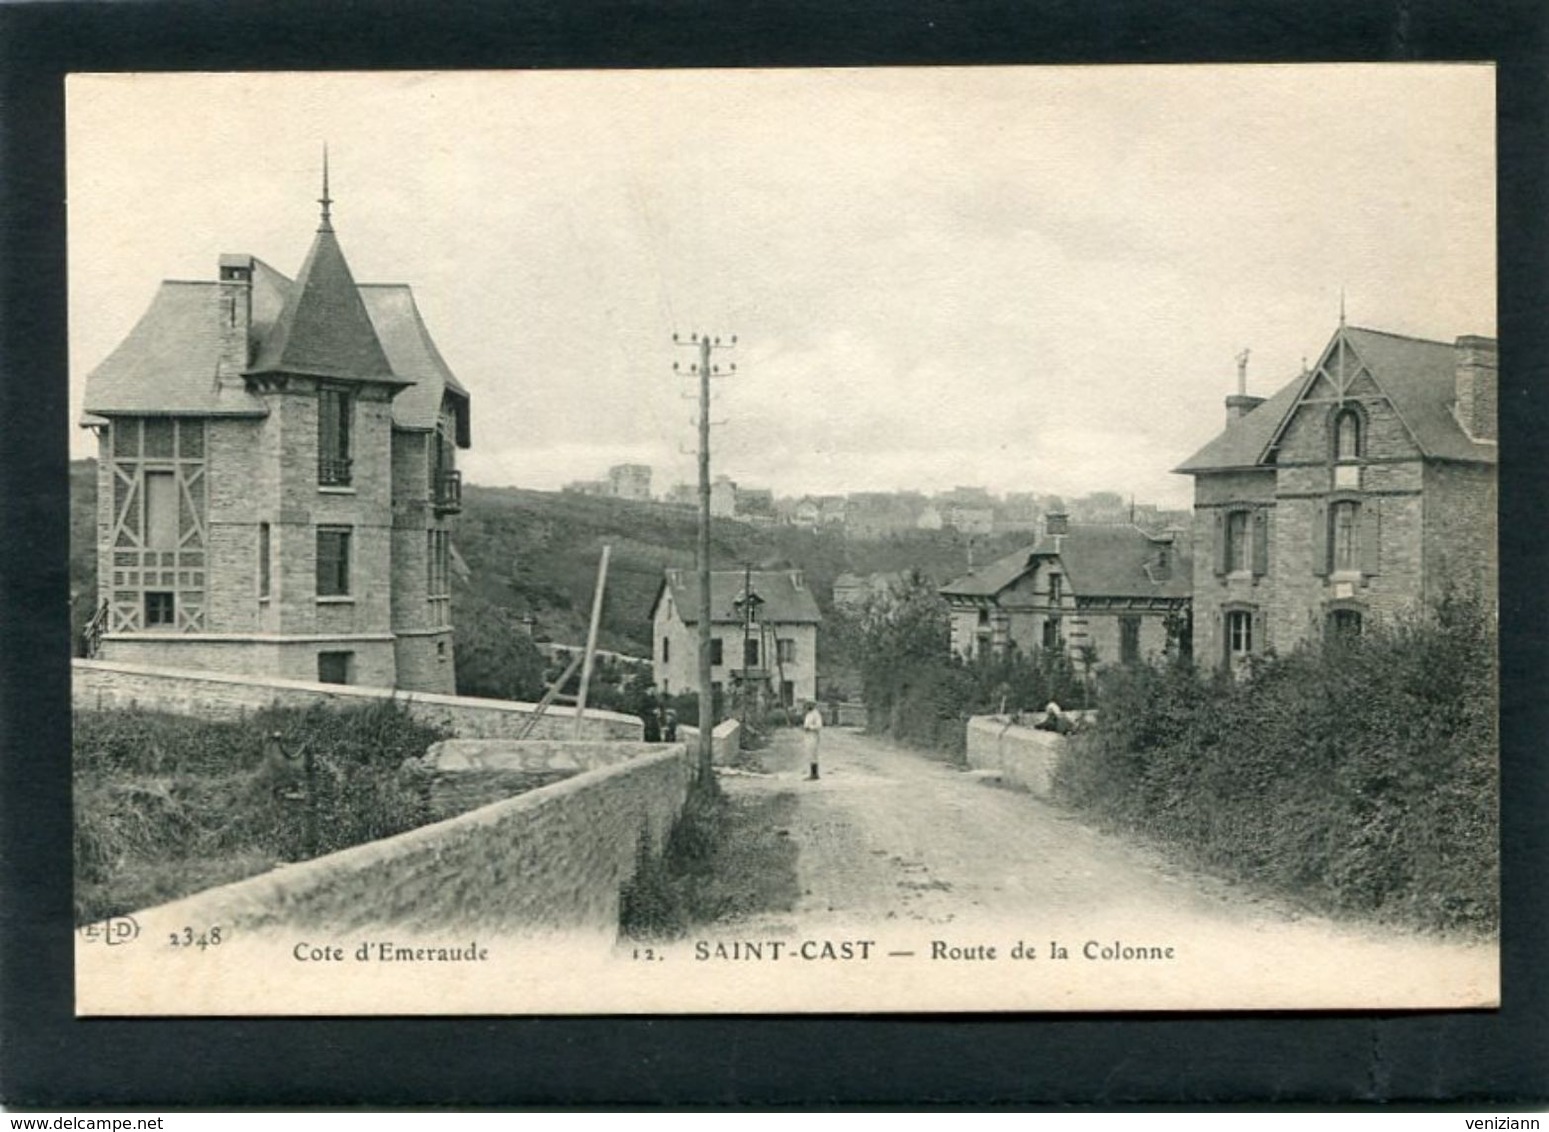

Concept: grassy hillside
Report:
left=457, top=484, right=1023, bottom=658
left=68, top=462, right=1016, bottom=668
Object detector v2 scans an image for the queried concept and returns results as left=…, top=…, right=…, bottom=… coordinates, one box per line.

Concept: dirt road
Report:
left=713, top=726, right=1497, bottom=1010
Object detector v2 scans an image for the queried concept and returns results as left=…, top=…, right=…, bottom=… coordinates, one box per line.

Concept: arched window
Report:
left=1335, top=408, right=1362, bottom=462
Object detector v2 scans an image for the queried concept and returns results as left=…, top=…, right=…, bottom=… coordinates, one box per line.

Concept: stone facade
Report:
left=1179, top=325, right=1497, bottom=669
left=82, top=193, right=470, bottom=693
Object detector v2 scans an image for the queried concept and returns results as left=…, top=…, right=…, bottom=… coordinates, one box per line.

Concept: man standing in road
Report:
left=802, top=700, right=824, bottom=781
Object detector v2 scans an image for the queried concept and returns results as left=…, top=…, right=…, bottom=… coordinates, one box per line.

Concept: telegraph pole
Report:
left=674, top=332, right=735, bottom=781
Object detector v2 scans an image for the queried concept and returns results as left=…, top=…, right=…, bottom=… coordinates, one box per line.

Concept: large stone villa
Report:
left=1177, top=321, right=1496, bottom=671
left=80, top=170, right=471, bottom=693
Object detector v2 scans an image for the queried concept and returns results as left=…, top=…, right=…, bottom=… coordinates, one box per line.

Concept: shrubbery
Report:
left=1054, top=595, right=1498, bottom=933
left=74, top=699, right=450, bottom=924
left=833, top=571, right=1089, bottom=757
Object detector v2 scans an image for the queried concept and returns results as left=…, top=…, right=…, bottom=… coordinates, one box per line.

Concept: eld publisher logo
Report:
left=78, top=915, right=140, bottom=946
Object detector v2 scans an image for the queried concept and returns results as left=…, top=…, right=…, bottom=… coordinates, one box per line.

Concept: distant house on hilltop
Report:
left=939, top=514, right=1191, bottom=664
left=650, top=568, right=822, bottom=708
left=80, top=172, right=470, bottom=693
left=1176, top=322, right=1496, bottom=671
left=607, top=463, right=652, bottom=501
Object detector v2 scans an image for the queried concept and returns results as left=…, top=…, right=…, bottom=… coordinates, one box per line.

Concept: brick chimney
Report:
left=216, top=254, right=253, bottom=387
left=1044, top=512, right=1069, bottom=536
left=1453, top=335, right=1497, bottom=442
left=1225, top=393, right=1265, bottom=423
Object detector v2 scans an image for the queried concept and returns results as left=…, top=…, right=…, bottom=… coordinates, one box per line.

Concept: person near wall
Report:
left=662, top=707, right=678, bottom=743
left=802, top=700, right=824, bottom=780
left=1034, top=700, right=1074, bottom=735
left=641, top=692, right=662, bottom=743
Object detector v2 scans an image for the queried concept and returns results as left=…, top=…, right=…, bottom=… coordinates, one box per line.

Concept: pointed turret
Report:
left=246, top=161, right=404, bottom=387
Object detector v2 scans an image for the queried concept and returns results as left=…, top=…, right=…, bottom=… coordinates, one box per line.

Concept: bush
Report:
left=74, top=699, right=451, bottom=923
left=1053, top=596, right=1498, bottom=933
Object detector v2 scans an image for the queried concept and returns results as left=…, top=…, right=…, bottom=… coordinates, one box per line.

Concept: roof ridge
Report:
left=1344, top=325, right=1460, bottom=348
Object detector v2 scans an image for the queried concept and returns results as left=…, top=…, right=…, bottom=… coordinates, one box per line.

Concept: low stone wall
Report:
left=833, top=701, right=867, bottom=727
left=965, top=715, right=1068, bottom=798
left=420, top=739, right=665, bottom=817
left=73, top=659, right=641, bottom=741
left=679, top=718, right=743, bottom=764
left=133, top=742, right=699, bottom=937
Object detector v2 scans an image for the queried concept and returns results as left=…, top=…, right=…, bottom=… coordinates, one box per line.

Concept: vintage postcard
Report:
left=68, top=67, right=1498, bottom=1015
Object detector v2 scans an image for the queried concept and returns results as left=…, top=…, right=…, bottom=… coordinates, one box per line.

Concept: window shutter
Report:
left=1311, top=501, right=1329, bottom=576
left=1251, top=509, right=1270, bottom=577
left=1360, top=498, right=1382, bottom=578
left=1251, top=608, right=1267, bottom=655
left=1212, top=511, right=1227, bottom=576
left=1219, top=611, right=1230, bottom=668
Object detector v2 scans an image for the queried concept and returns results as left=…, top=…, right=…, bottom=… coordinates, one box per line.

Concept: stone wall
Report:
left=73, top=659, right=642, bottom=740
left=678, top=718, right=742, bottom=764
left=965, top=715, right=1068, bottom=798
left=130, top=742, right=697, bottom=937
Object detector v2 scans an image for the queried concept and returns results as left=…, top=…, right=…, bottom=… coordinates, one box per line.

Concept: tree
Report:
left=452, top=590, right=549, bottom=702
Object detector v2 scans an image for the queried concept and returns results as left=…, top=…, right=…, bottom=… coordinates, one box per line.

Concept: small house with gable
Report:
left=650, top=568, right=822, bottom=708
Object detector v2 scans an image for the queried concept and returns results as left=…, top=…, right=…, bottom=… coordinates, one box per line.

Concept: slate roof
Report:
left=83, top=225, right=469, bottom=444
left=653, top=569, right=823, bottom=625
left=247, top=224, right=402, bottom=386
left=1175, top=325, right=1496, bottom=473
left=941, top=524, right=1192, bottom=603
left=80, top=281, right=269, bottom=417
left=360, top=285, right=471, bottom=442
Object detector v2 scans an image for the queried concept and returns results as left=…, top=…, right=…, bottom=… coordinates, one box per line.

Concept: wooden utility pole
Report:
left=674, top=332, right=735, bottom=780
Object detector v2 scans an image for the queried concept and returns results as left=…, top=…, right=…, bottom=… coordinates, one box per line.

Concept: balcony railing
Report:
left=318, top=456, right=353, bottom=487
left=434, top=468, right=463, bottom=514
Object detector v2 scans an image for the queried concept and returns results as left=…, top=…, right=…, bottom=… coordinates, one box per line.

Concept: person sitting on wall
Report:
left=1034, top=701, right=1074, bottom=735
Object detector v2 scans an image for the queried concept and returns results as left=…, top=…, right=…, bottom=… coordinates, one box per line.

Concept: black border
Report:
left=3, top=0, right=1546, bottom=1108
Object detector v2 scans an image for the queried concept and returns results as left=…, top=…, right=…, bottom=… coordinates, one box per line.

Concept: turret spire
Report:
left=318, top=144, right=334, bottom=233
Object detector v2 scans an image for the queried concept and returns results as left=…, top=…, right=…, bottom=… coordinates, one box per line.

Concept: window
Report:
left=1120, top=616, right=1141, bottom=664
left=1042, top=616, right=1061, bottom=650
left=781, top=680, right=795, bottom=707
left=318, top=388, right=353, bottom=486
left=662, top=637, right=670, bottom=664
left=1331, top=501, right=1359, bottom=574
left=1226, top=610, right=1253, bottom=657
left=1048, top=574, right=1063, bottom=606
left=1335, top=408, right=1362, bottom=462
left=710, top=638, right=723, bottom=666
left=318, top=651, right=353, bottom=685
left=144, top=471, right=178, bottom=549
left=1226, top=511, right=1251, bottom=573
left=316, top=528, right=351, bottom=597
left=144, top=592, right=175, bottom=627
left=1328, top=609, right=1363, bottom=638
left=744, top=638, right=760, bottom=668
left=426, top=530, right=450, bottom=597
left=778, top=638, right=797, bottom=664
left=258, top=523, right=271, bottom=599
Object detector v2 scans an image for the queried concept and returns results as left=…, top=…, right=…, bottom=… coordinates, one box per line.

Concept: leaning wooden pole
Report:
left=572, top=545, right=611, bottom=740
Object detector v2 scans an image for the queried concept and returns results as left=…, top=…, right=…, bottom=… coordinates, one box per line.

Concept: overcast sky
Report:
left=67, top=67, right=1495, bottom=509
